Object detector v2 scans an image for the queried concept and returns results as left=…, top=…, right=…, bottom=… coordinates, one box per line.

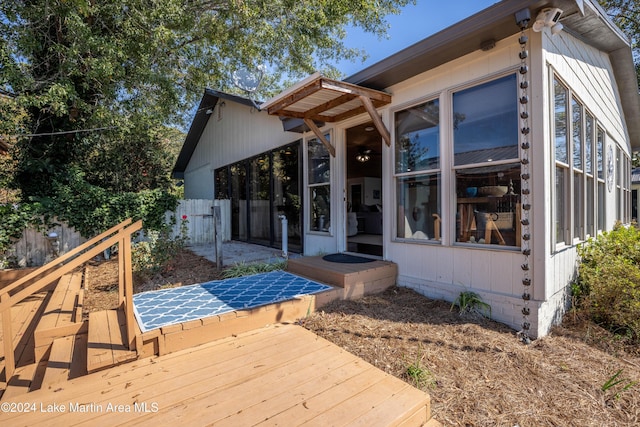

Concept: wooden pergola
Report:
left=261, top=73, right=392, bottom=156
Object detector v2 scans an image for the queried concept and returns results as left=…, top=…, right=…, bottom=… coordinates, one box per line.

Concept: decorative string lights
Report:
left=515, top=9, right=533, bottom=344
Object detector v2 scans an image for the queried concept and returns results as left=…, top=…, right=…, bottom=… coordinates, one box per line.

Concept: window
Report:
left=230, top=162, right=247, bottom=240
left=453, top=75, right=521, bottom=247
left=554, top=77, right=569, bottom=245
left=214, top=167, right=229, bottom=199
left=597, top=127, right=605, bottom=231
left=214, top=140, right=303, bottom=252
left=248, top=154, right=271, bottom=245
left=308, top=134, right=331, bottom=232
left=572, top=98, right=584, bottom=240
left=585, top=113, right=595, bottom=236
left=394, top=99, right=441, bottom=241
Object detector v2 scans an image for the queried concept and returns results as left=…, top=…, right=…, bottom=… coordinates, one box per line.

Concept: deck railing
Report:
left=0, top=219, right=142, bottom=380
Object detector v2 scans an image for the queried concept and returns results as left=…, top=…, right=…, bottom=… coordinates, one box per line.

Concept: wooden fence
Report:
left=4, top=199, right=231, bottom=268
left=6, top=221, right=84, bottom=268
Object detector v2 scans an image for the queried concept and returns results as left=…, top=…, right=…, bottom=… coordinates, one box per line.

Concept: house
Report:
left=173, top=0, right=640, bottom=338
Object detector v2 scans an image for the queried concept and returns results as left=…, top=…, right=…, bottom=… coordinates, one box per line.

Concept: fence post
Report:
left=212, top=205, right=223, bottom=270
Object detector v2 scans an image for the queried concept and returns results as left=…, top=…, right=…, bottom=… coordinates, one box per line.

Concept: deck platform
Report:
left=2, top=324, right=432, bottom=426
left=287, top=255, right=397, bottom=299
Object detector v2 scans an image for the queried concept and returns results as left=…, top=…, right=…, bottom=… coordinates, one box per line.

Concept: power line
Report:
left=8, top=126, right=118, bottom=138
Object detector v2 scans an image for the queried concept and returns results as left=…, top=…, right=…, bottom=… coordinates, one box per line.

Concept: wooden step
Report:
left=40, top=335, right=74, bottom=391
left=87, top=309, right=137, bottom=374
left=0, top=362, right=41, bottom=400
left=34, top=271, right=87, bottom=360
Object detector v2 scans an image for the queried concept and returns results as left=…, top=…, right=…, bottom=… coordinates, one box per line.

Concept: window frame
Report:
left=392, top=95, right=442, bottom=244
left=451, top=73, right=521, bottom=249
left=306, top=131, right=333, bottom=235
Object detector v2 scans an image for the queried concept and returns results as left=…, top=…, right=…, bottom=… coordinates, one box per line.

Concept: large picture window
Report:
left=453, top=74, right=521, bottom=247
left=308, top=134, right=331, bottom=233
left=394, top=99, right=441, bottom=241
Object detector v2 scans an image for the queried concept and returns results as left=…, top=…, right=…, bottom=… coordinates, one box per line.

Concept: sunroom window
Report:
left=394, top=98, right=441, bottom=241
left=453, top=74, right=521, bottom=247
left=308, top=134, right=331, bottom=233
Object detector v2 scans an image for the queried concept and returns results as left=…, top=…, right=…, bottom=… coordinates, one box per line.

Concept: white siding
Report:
left=379, top=34, right=532, bottom=334
left=185, top=101, right=300, bottom=181
left=184, top=163, right=213, bottom=199
left=540, top=30, right=632, bottom=313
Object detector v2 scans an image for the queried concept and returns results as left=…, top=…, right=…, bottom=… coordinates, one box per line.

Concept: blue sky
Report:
left=336, top=1, right=498, bottom=77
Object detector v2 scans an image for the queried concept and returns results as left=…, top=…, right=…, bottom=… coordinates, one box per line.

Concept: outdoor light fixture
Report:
left=46, top=231, right=60, bottom=258
left=532, top=7, right=563, bottom=34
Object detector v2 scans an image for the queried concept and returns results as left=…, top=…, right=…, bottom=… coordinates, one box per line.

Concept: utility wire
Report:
left=7, top=126, right=118, bottom=138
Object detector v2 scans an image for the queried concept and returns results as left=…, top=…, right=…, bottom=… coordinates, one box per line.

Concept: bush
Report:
left=131, top=215, right=190, bottom=279
left=574, top=224, right=640, bottom=342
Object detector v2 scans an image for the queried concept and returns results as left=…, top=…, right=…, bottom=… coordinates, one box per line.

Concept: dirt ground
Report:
left=83, top=248, right=640, bottom=427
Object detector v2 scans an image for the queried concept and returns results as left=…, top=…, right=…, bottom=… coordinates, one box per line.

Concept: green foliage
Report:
left=0, top=0, right=410, bottom=201
left=0, top=202, right=44, bottom=266
left=33, top=168, right=179, bottom=238
left=601, top=369, right=638, bottom=401
left=574, top=224, right=640, bottom=343
left=404, top=347, right=436, bottom=390
left=131, top=216, right=189, bottom=279
left=222, top=260, right=287, bottom=279
left=451, top=291, right=492, bottom=319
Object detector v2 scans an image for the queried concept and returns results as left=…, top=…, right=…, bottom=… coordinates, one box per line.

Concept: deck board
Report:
left=287, top=256, right=397, bottom=297
left=2, top=324, right=430, bottom=426
left=87, top=309, right=136, bottom=373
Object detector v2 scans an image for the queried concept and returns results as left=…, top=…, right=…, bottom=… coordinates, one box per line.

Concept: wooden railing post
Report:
left=121, top=230, right=136, bottom=351
left=118, top=233, right=125, bottom=307
left=1, top=293, right=15, bottom=380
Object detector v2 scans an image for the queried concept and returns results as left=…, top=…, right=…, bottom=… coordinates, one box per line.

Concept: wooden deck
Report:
left=2, top=324, right=433, bottom=426
left=287, top=255, right=397, bottom=299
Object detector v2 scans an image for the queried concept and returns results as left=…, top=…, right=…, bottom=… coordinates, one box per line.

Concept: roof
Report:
left=172, top=89, right=255, bottom=179
left=344, top=0, right=640, bottom=149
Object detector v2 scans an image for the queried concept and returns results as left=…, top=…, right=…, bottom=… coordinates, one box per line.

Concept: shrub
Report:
left=574, top=224, right=640, bottom=342
left=131, top=215, right=189, bottom=279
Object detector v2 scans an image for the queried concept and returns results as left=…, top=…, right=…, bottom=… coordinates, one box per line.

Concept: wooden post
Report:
left=122, top=232, right=136, bottom=351
left=1, top=293, right=15, bottom=380
left=118, top=235, right=125, bottom=306
left=212, top=206, right=223, bottom=270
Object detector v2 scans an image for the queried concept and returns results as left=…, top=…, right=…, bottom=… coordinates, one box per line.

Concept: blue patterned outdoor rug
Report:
left=132, top=270, right=332, bottom=332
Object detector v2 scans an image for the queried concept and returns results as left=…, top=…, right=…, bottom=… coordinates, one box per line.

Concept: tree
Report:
left=0, top=0, right=411, bottom=198
left=599, top=1, right=640, bottom=86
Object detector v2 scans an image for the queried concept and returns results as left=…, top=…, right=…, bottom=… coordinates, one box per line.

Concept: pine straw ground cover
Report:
left=301, top=287, right=640, bottom=427
left=82, top=249, right=640, bottom=426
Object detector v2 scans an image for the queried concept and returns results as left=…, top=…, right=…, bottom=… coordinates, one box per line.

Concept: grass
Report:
left=602, top=369, right=638, bottom=401
left=222, top=260, right=287, bottom=278
left=451, top=290, right=492, bottom=319
left=404, top=346, right=436, bottom=390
